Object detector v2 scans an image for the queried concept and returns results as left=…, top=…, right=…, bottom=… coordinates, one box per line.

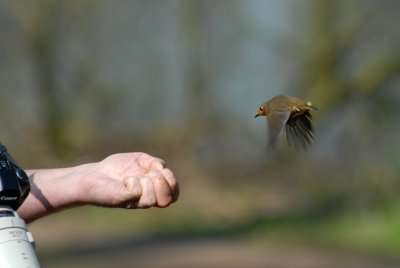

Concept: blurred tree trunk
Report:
left=30, top=2, right=68, bottom=157
left=179, top=0, right=210, bottom=121
left=296, top=0, right=400, bottom=111
left=287, top=0, right=400, bottom=210
left=3, top=1, right=97, bottom=158
left=2, top=1, right=68, bottom=157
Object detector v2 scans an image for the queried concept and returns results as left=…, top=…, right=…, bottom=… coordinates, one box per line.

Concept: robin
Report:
left=255, top=95, right=319, bottom=150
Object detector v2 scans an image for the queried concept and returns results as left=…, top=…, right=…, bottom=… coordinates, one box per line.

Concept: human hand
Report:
left=79, top=153, right=179, bottom=208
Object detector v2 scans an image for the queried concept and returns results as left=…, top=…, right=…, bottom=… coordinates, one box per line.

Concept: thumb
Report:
left=99, top=177, right=143, bottom=207
left=122, top=176, right=142, bottom=200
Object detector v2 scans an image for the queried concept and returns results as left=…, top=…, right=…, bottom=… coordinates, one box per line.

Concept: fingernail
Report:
left=151, top=158, right=166, bottom=170
left=154, top=162, right=164, bottom=171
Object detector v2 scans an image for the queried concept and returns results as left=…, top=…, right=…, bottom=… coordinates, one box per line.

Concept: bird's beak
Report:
left=255, top=114, right=260, bottom=118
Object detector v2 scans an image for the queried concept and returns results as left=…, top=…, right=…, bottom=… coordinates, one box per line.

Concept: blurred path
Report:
left=40, top=236, right=400, bottom=268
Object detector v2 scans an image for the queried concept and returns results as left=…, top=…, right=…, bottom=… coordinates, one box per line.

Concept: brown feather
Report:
left=255, top=95, right=318, bottom=150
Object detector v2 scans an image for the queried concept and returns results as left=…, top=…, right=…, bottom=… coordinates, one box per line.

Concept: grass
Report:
left=308, top=208, right=400, bottom=256
left=242, top=205, right=400, bottom=258
left=31, top=196, right=400, bottom=260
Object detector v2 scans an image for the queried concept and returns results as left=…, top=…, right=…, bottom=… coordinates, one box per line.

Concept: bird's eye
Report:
left=259, top=107, right=263, bottom=111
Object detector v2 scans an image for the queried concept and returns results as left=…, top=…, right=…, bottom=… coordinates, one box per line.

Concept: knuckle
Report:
left=153, top=176, right=166, bottom=186
left=158, top=195, right=172, bottom=208
left=162, top=168, right=173, bottom=177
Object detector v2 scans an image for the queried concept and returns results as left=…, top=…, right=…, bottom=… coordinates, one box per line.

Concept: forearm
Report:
left=17, top=163, right=93, bottom=223
left=15, top=153, right=179, bottom=222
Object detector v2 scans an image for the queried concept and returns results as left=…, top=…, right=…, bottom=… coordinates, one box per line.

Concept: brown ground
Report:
left=38, top=236, right=400, bottom=268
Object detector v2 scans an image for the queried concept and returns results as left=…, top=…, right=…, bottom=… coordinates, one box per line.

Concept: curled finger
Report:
left=135, top=176, right=157, bottom=208
left=160, top=168, right=179, bottom=203
left=148, top=171, right=173, bottom=208
left=138, top=153, right=166, bottom=171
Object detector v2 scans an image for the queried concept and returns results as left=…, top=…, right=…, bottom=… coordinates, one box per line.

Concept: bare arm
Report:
left=17, top=153, right=179, bottom=223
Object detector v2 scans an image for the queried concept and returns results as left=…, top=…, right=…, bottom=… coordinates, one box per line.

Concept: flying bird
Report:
left=255, top=95, right=318, bottom=150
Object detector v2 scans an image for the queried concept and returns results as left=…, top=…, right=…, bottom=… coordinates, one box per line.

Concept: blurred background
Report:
left=1, top=0, right=400, bottom=267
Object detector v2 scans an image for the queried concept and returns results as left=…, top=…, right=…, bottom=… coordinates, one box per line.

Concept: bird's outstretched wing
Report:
left=267, top=108, right=291, bottom=149
left=286, top=110, right=314, bottom=150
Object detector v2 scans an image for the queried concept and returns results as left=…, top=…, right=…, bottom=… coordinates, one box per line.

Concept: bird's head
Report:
left=255, top=104, right=267, bottom=118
